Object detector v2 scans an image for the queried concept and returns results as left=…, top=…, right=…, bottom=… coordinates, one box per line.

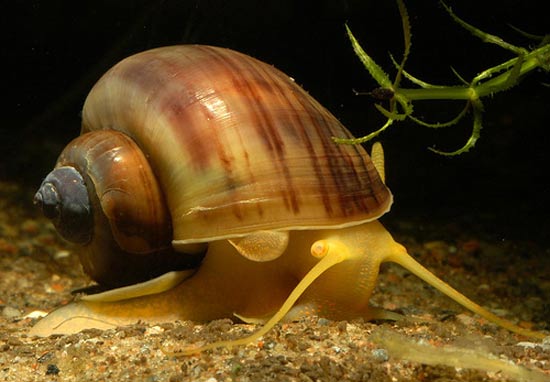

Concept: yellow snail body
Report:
left=31, top=45, right=546, bottom=349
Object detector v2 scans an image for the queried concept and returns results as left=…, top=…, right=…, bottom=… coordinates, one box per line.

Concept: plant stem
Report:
left=398, top=87, right=472, bottom=101
left=398, top=43, right=550, bottom=102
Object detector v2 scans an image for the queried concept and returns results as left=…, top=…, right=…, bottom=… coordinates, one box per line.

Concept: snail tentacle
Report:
left=169, top=237, right=352, bottom=355
left=80, top=270, right=196, bottom=302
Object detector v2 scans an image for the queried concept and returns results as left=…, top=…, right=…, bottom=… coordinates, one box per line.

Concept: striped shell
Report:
left=82, top=45, right=392, bottom=244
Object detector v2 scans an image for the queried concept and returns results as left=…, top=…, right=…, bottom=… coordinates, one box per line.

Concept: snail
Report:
left=31, top=45, right=546, bottom=351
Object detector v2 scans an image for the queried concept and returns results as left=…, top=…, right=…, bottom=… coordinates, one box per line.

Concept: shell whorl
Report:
left=50, top=131, right=204, bottom=286
left=82, top=45, right=392, bottom=244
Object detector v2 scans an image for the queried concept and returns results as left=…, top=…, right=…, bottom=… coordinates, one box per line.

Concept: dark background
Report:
left=2, top=1, right=548, bottom=244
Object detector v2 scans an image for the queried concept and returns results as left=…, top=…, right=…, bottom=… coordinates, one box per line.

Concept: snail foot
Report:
left=29, top=301, right=119, bottom=337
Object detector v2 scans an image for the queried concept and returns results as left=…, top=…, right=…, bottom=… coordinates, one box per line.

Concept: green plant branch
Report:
left=408, top=102, right=470, bottom=129
left=440, top=1, right=528, bottom=56
left=334, top=0, right=549, bottom=155
left=345, top=24, right=392, bottom=89
left=392, top=0, right=412, bottom=89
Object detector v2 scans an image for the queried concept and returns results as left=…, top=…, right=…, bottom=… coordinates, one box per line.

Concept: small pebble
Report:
left=371, top=348, right=389, bottom=362
left=37, top=352, right=54, bottom=363
left=46, top=364, right=60, bottom=375
left=54, top=250, right=71, bottom=259
left=8, top=337, right=23, bottom=346
left=145, top=325, right=164, bottom=336
left=24, top=310, right=48, bottom=319
left=517, top=341, right=550, bottom=351
left=317, top=318, right=330, bottom=326
left=2, top=306, right=21, bottom=318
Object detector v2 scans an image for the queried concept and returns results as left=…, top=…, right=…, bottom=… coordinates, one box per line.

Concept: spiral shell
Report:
left=82, top=45, right=392, bottom=246
left=33, top=47, right=547, bottom=344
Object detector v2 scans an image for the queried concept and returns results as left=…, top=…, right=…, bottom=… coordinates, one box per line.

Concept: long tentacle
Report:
left=384, top=248, right=546, bottom=339
left=166, top=239, right=351, bottom=355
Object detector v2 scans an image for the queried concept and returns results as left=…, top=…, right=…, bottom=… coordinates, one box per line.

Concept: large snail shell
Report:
left=82, top=45, right=392, bottom=244
left=36, top=45, right=392, bottom=286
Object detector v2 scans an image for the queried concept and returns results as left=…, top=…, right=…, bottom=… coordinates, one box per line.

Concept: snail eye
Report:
left=35, top=166, right=93, bottom=245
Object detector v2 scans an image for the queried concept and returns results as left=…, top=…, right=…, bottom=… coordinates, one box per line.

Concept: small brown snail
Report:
left=31, top=45, right=546, bottom=351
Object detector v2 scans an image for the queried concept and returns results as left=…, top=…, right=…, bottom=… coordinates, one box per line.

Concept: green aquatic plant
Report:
left=334, top=0, right=550, bottom=155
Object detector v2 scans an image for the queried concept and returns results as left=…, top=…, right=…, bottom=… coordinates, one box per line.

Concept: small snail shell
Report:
left=35, top=130, right=202, bottom=286
left=35, top=45, right=392, bottom=286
